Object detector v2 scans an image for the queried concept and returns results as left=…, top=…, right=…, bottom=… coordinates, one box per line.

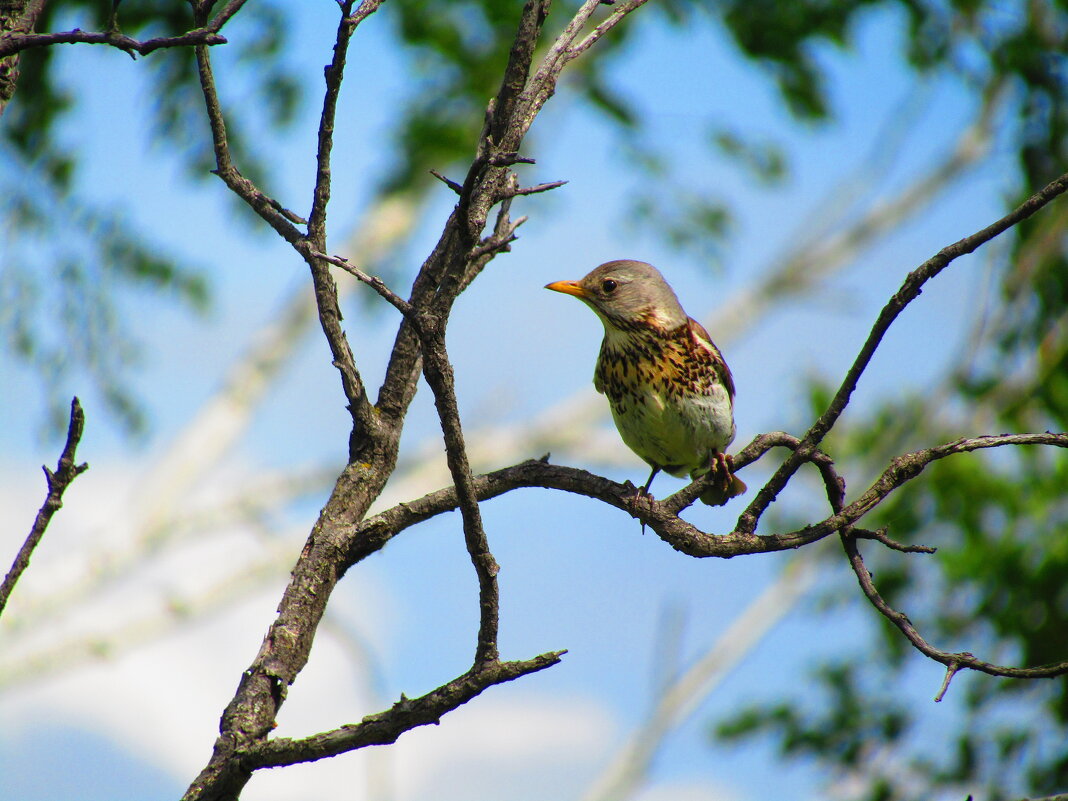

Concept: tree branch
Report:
left=830, top=434, right=1068, bottom=689
left=192, top=41, right=304, bottom=244
left=736, top=169, right=1068, bottom=535
left=243, top=652, right=563, bottom=769
left=0, top=397, right=88, bottom=618
left=416, top=316, right=502, bottom=667
left=0, top=0, right=246, bottom=59
left=842, top=529, right=1068, bottom=682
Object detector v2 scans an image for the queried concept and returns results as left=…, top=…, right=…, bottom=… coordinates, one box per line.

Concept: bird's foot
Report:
left=622, top=480, right=656, bottom=534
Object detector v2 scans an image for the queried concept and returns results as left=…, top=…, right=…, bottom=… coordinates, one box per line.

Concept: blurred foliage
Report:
left=2, top=0, right=298, bottom=434
left=702, top=2, right=1068, bottom=798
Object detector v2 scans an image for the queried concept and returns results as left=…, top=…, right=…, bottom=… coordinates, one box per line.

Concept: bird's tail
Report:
left=699, top=473, right=747, bottom=507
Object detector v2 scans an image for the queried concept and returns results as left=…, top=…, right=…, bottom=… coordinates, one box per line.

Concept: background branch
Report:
left=0, top=397, right=87, bottom=618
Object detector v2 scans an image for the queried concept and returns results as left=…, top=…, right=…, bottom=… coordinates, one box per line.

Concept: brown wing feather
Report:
left=687, top=317, right=735, bottom=399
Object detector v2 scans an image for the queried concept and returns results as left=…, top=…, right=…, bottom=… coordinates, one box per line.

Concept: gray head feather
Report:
left=576, top=260, right=688, bottom=330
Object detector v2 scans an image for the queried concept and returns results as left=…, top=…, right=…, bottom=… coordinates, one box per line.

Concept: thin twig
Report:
left=192, top=40, right=303, bottom=244
left=502, top=179, right=568, bottom=198
left=308, top=0, right=384, bottom=240
left=0, top=398, right=88, bottom=618
left=312, top=251, right=413, bottom=316
left=841, top=531, right=1068, bottom=680
left=416, top=316, right=502, bottom=667
left=850, top=527, right=937, bottom=555
left=429, top=169, right=463, bottom=195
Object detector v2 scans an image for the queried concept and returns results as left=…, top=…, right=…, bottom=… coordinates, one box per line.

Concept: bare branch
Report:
left=307, top=0, right=385, bottom=240
left=192, top=43, right=305, bottom=244
left=0, top=398, right=88, bottom=617
left=852, top=527, right=937, bottom=555
left=345, top=432, right=1068, bottom=569
left=416, top=315, right=502, bottom=667
left=429, top=168, right=463, bottom=195
left=736, top=169, right=1068, bottom=535
left=842, top=530, right=1068, bottom=681
left=934, top=661, right=961, bottom=703
left=568, top=0, right=651, bottom=59
left=0, top=0, right=247, bottom=59
left=312, top=251, right=414, bottom=317
left=501, top=178, right=568, bottom=198
left=243, top=652, right=564, bottom=769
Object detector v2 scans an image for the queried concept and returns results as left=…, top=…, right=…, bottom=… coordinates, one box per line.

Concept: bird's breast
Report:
left=594, top=326, right=735, bottom=474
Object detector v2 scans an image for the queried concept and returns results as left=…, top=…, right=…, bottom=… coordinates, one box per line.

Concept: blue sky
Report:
left=0, top=3, right=1022, bottom=801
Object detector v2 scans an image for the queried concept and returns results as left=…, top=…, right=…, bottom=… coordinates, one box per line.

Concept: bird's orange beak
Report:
left=545, top=280, right=588, bottom=298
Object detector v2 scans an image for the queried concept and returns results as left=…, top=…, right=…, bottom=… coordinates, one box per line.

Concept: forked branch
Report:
left=737, top=168, right=1068, bottom=534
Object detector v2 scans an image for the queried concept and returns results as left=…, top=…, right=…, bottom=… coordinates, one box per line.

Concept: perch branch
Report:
left=737, top=168, right=1068, bottom=535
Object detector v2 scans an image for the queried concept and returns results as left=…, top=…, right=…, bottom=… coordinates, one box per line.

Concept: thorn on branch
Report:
left=502, top=179, right=568, bottom=199
left=488, top=152, right=535, bottom=167
left=429, top=169, right=464, bottom=195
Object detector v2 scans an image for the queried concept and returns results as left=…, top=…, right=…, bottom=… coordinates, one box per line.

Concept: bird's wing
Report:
left=688, top=317, right=736, bottom=399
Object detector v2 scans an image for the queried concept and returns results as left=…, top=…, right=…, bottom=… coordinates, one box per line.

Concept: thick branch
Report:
left=0, top=0, right=45, bottom=114
left=0, top=398, right=88, bottom=617
left=346, top=432, right=1068, bottom=567
left=1, top=26, right=226, bottom=57
left=736, top=168, right=1068, bottom=534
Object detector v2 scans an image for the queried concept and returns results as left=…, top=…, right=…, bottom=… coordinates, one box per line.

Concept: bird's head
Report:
left=545, top=260, right=688, bottom=332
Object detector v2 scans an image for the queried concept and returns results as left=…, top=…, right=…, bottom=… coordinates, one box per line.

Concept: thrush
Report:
left=546, top=259, right=746, bottom=506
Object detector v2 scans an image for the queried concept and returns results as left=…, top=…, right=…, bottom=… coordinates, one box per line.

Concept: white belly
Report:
left=610, top=380, right=735, bottom=477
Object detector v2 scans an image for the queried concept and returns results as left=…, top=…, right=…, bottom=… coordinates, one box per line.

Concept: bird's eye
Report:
left=601, top=279, right=618, bottom=294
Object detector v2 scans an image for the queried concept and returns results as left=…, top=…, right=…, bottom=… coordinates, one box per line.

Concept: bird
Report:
left=545, top=259, right=746, bottom=506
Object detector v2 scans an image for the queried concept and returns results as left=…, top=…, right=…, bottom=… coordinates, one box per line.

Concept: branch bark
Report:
left=0, top=0, right=45, bottom=115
